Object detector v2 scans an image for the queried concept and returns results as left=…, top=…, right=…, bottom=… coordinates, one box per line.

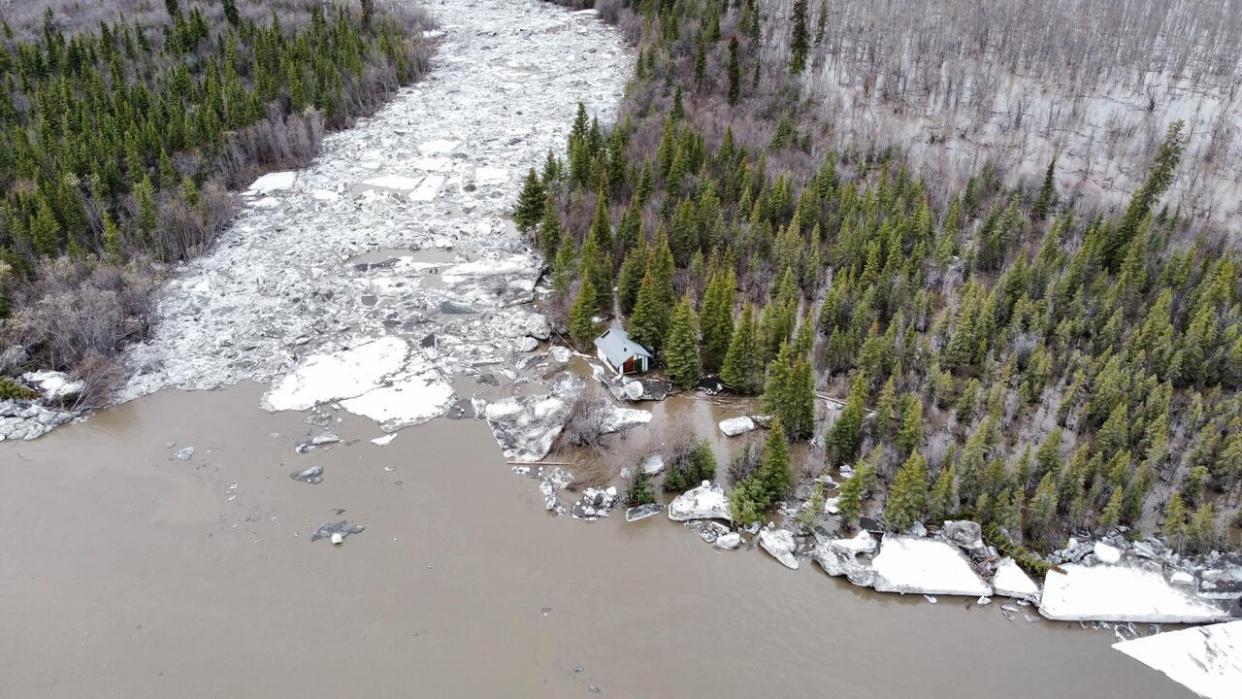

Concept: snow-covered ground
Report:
left=1113, top=620, right=1242, bottom=699
left=119, top=0, right=633, bottom=439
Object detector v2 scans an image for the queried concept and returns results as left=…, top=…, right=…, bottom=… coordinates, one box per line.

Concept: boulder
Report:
left=759, top=527, right=799, bottom=569
left=718, top=416, right=756, bottom=437
left=668, top=481, right=732, bottom=522
left=941, top=520, right=984, bottom=550
left=991, top=557, right=1041, bottom=603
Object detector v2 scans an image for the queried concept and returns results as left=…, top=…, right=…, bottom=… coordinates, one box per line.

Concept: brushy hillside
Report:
left=761, top=0, right=1242, bottom=229
left=0, top=0, right=431, bottom=403
left=523, top=0, right=1240, bottom=553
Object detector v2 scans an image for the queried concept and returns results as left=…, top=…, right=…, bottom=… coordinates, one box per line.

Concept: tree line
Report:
left=520, top=0, right=1241, bottom=551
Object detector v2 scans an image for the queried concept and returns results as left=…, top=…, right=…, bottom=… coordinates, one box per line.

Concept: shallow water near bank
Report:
left=0, top=385, right=1189, bottom=698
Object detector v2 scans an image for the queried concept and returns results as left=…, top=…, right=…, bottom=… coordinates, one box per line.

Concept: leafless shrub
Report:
left=5, top=257, right=159, bottom=371
left=563, top=383, right=611, bottom=449
left=69, top=352, right=126, bottom=411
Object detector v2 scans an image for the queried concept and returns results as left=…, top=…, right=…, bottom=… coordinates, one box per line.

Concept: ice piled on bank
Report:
left=1113, top=620, right=1242, bottom=699
left=1040, top=564, right=1232, bottom=623
left=870, top=536, right=992, bottom=597
left=668, top=482, right=732, bottom=522
left=599, top=406, right=651, bottom=434
left=991, top=557, right=1040, bottom=603
left=261, top=337, right=409, bottom=412
left=759, top=527, right=799, bottom=569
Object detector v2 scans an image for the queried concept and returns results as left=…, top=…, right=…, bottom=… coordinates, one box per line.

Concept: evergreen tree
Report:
left=838, top=462, right=870, bottom=524
left=896, top=394, right=924, bottom=454
left=665, top=292, right=701, bottom=387
left=629, top=229, right=675, bottom=350
left=928, top=465, right=958, bottom=524
left=726, top=36, right=740, bottom=105
left=513, top=168, right=546, bottom=234
left=886, top=451, right=929, bottom=531
left=1162, top=493, right=1188, bottom=550
left=1032, top=156, right=1057, bottom=220
left=789, top=0, right=809, bottom=74
left=536, top=192, right=561, bottom=259
left=758, top=416, right=793, bottom=500
left=720, top=303, right=763, bottom=394
left=569, top=278, right=600, bottom=350
left=30, top=198, right=62, bottom=257
left=827, top=374, right=867, bottom=464
left=699, top=265, right=736, bottom=372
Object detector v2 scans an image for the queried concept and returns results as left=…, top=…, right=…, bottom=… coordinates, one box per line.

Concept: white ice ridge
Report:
left=1039, top=564, right=1232, bottom=623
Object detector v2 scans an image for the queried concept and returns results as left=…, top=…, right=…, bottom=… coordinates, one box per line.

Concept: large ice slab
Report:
left=1113, top=621, right=1242, bottom=699
left=1040, top=564, right=1233, bottom=623
left=339, top=363, right=455, bottom=431
left=870, top=536, right=992, bottom=597
left=248, top=171, right=297, bottom=194
left=261, top=337, right=409, bottom=412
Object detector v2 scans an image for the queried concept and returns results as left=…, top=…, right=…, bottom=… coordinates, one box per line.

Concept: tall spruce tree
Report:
left=665, top=292, right=701, bottom=387
left=720, top=303, right=763, bottom=394
left=569, top=278, right=600, bottom=350
left=513, top=168, right=546, bottom=234
left=789, top=0, right=809, bottom=74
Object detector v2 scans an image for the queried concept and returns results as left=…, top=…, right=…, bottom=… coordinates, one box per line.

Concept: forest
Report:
left=0, top=0, right=429, bottom=404
left=523, top=0, right=1242, bottom=554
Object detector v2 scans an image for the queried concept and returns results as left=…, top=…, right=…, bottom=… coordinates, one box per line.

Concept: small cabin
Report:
left=594, top=328, right=653, bottom=375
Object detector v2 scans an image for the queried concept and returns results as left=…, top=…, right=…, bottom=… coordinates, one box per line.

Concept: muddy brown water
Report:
left=0, top=386, right=1188, bottom=698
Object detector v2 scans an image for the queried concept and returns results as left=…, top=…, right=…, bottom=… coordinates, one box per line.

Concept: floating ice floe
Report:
left=409, top=175, right=445, bottom=201
left=484, top=392, right=575, bottom=462
left=261, top=337, right=409, bottom=412
left=667, top=481, right=732, bottom=522
left=474, top=167, right=509, bottom=185
left=870, top=536, right=993, bottom=597
left=718, top=416, right=756, bottom=437
left=418, top=138, right=460, bottom=154
left=1113, top=620, right=1242, bottom=699
left=339, top=368, right=456, bottom=430
left=990, top=557, right=1041, bottom=603
left=370, top=434, right=398, bottom=447
left=599, top=406, right=651, bottom=434
left=248, top=171, right=297, bottom=194
left=1039, top=564, right=1233, bottom=623
left=362, top=175, right=423, bottom=192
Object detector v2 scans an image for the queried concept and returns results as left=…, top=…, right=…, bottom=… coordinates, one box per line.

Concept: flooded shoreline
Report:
left=0, top=385, right=1190, bottom=698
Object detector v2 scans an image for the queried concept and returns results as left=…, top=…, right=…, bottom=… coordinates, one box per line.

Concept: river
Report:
left=0, top=1, right=1192, bottom=697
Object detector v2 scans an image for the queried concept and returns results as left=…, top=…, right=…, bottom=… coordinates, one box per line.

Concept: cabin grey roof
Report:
left=594, top=328, right=652, bottom=366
